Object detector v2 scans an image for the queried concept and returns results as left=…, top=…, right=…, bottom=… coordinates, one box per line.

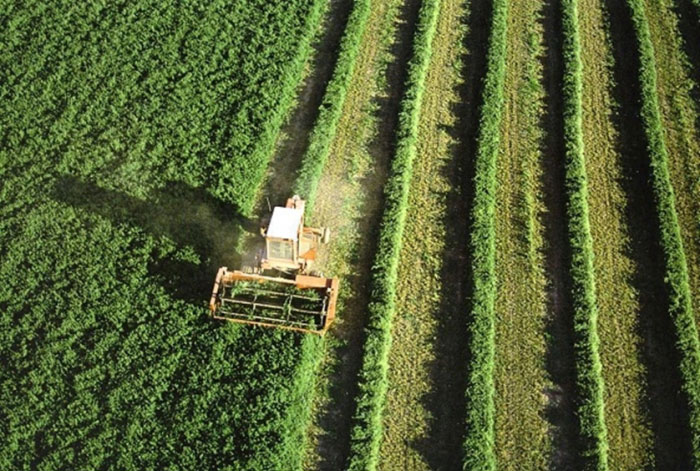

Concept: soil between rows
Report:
left=539, top=0, right=580, bottom=468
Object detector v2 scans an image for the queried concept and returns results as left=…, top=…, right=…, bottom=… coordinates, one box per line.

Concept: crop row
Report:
left=461, top=0, right=508, bottom=469
left=294, top=0, right=372, bottom=210
left=577, top=0, right=656, bottom=466
left=625, top=0, right=700, bottom=467
left=489, top=0, right=552, bottom=464
left=375, top=0, right=470, bottom=464
left=560, top=1, right=609, bottom=470
left=344, top=1, right=441, bottom=469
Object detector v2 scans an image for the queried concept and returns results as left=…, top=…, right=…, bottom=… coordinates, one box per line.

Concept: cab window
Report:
left=268, top=239, right=293, bottom=260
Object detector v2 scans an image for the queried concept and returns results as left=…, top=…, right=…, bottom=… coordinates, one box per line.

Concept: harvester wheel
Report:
left=321, top=227, right=331, bottom=244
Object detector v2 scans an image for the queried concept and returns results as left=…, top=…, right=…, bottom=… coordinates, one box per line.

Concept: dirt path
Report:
left=375, top=0, right=486, bottom=468
left=605, top=0, right=693, bottom=467
left=539, top=0, right=580, bottom=469
left=298, top=0, right=421, bottom=468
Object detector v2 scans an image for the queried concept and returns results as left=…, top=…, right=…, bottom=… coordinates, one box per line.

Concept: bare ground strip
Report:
left=539, top=0, right=580, bottom=469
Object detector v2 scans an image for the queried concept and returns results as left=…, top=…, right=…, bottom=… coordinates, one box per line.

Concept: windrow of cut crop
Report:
left=344, top=1, right=440, bottom=469
left=376, top=0, right=473, bottom=466
left=461, top=0, right=508, bottom=469
left=624, top=0, right=700, bottom=467
left=222, top=0, right=326, bottom=215
left=560, top=1, right=609, bottom=470
left=294, top=0, right=372, bottom=211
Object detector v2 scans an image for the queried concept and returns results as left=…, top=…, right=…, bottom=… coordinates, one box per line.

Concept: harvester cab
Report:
left=259, top=195, right=330, bottom=274
left=209, top=195, right=339, bottom=335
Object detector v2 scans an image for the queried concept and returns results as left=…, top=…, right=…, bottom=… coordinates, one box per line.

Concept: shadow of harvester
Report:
left=52, top=175, right=257, bottom=305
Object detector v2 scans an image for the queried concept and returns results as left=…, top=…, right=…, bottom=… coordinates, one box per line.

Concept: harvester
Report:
left=209, top=195, right=339, bottom=335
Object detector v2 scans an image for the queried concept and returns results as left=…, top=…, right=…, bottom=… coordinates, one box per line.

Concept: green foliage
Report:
left=0, top=202, right=314, bottom=470
left=294, top=0, right=372, bottom=210
left=561, top=0, right=609, bottom=469
left=625, top=0, right=700, bottom=467
left=230, top=328, right=322, bottom=470
left=345, top=1, right=440, bottom=469
left=0, top=0, right=324, bottom=216
left=223, top=0, right=326, bottom=215
left=0, top=0, right=328, bottom=469
left=461, top=0, right=508, bottom=469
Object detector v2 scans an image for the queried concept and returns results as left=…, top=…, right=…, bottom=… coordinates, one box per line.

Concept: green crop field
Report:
left=2, top=0, right=699, bottom=470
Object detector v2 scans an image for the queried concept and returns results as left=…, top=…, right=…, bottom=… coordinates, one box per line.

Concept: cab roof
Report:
left=266, top=207, right=302, bottom=240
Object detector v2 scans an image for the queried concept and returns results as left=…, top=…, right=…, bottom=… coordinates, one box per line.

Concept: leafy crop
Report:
left=0, top=0, right=327, bottom=469
left=625, top=0, right=700, bottom=467
left=461, top=0, right=508, bottom=469
left=294, top=0, right=372, bottom=210
left=222, top=2, right=326, bottom=215
left=4, top=0, right=326, bottom=216
left=344, top=1, right=441, bottom=469
left=561, top=0, right=609, bottom=469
